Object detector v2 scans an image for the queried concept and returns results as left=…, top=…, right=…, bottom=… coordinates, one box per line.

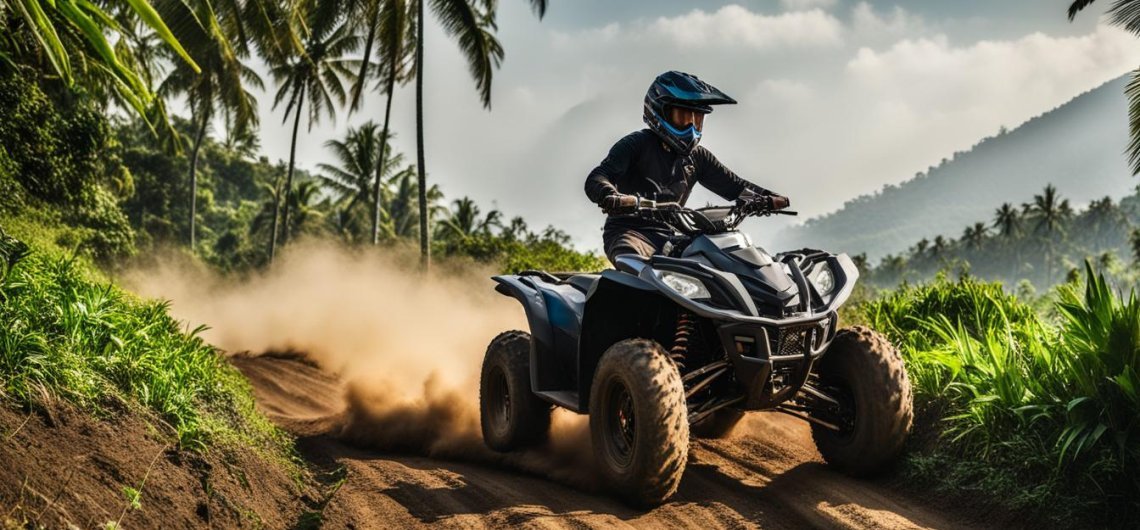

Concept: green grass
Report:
left=859, top=267, right=1140, bottom=525
left=0, top=221, right=290, bottom=457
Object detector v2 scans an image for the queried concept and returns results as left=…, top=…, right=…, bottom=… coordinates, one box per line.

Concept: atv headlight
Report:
left=660, top=271, right=711, bottom=299
left=812, top=267, right=836, bottom=295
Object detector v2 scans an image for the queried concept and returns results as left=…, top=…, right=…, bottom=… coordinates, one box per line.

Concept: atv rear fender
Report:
left=494, top=270, right=676, bottom=412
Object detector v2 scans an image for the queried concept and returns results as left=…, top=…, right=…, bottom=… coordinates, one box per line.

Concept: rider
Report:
left=585, top=71, right=789, bottom=265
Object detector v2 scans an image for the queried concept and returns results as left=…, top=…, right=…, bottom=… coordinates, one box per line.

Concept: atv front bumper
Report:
left=716, top=315, right=836, bottom=410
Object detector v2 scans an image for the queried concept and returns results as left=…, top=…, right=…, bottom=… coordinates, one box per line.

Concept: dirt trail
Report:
left=232, top=354, right=979, bottom=530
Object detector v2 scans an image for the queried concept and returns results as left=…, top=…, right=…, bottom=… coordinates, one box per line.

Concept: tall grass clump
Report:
left=0, top=227, right=285, bottom=454
left=861, top=267, right=1140, bottom=523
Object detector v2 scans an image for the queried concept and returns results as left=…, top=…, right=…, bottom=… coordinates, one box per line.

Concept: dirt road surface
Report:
left=232, top=354, right=979, bottom=530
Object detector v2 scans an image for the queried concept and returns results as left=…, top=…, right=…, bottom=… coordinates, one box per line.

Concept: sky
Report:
left=240, top=0, right=1140, bottom=251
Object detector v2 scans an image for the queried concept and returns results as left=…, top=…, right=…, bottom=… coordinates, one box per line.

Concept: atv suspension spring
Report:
left=671, top=312, right=696, bottom=369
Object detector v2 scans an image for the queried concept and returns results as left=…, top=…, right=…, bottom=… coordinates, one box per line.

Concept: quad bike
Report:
left=479, top=198, right=913, bottom=506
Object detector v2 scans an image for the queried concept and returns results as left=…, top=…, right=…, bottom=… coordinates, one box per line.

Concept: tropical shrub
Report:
left=0, top=227, right=281, bottom=452
left=860, top=267, right=1140, bottom=521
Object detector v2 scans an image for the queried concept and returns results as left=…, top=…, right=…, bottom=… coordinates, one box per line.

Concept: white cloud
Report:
left=846, top=24, right=1140, bottom=114
left=780, top=0, right=838, bottom=11
left=753, top=79, right=815, bottom=102
left=850, top=2, right=927, bottom=43
left=648, top=6, right=842, bottom=49
left=553, top=5, right=844, bottom=51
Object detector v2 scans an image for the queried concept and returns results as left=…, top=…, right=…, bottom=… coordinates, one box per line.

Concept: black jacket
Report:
left=585, top=129, right=773, bottom=233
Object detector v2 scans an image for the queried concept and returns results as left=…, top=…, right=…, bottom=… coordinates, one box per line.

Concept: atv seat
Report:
left=563, top=274, right=600, bottom=294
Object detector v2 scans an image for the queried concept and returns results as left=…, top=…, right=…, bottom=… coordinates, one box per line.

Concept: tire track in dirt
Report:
left=232, top=354, right=979, bottom=530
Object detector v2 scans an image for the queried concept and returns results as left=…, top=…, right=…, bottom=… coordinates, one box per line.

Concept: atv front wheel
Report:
left=480, top=331, right=552, bottom=451
left=810, top=326, right=912, bottom=476
left=589, top=339, right=689, bottom=506
left=690, top=408, right=745, bottom=439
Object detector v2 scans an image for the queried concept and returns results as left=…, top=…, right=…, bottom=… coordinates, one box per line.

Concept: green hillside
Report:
left=776, top=76, right=1134, bottom=260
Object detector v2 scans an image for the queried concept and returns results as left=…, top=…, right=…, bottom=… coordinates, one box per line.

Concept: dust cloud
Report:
left=122, top=240, right=599, bottom=489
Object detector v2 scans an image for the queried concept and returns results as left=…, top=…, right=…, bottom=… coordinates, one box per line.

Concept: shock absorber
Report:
left=671, top=312, right=696, bottom=369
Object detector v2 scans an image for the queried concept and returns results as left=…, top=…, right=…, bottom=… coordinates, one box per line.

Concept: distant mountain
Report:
left=772, top=76, right=1136, bottom=261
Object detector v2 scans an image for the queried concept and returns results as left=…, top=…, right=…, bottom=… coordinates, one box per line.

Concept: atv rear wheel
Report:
left=589, top=339, right=688, bottom=506
left=690, top=409, right=745, bottom=439
left=810, top=326, right=912, bottom=476
left=480, top=331, right=552, bottom=451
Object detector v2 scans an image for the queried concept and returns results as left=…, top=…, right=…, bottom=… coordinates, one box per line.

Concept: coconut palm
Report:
left=348, top=0, right=415, bottom=245
left=1022, top=184, right=1073, bottom=281
left=913, top=238, right=930, bottom=258
left=1023, top=184, right=1072, bottom=235
left=1070, top=1, right=1140, bottom=174
left=158, top=0, right=264, bottom=250
left=439, top=196, right=502, bottom=242
left=410, top=0, right=550, bottom=266
left=385, top=165, right=444, bottom=239
left=269, top=4, right=359, bottom=259
left=993, top=202, right=1022, bottom=238
left=0, top=0, right=198, bottom=118
left=963, top=222, right=987, bottom=250
left=318, top=122, right=385, bottom=238
left=284, top=180, right=327, bottom=239
left=1131, top=228, right=1140, bottom=266
left=931, top=236, right=948, bottom=256
left=1082, top=196, right=1125, bottom=247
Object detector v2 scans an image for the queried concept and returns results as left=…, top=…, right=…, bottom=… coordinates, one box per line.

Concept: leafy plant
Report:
left=0, top=225, right=30, bottom=290
left=1, top=0, right=199, bottom=120
left=859, top=265, right=1140, bottom=521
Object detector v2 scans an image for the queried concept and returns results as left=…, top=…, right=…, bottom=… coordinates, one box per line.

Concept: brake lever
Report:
left=774, top=210, right=798, bottom=216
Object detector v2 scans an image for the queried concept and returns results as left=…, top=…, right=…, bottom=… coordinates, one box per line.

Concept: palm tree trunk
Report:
left=415, top=0, right=429, bottom=268
left=282, top=84, right=306, bottom=246
left=268, top=168, right=283, bottom=262
left=188, top=108, right=210, bottom=251
left=373, top=65, right=397, bottom=246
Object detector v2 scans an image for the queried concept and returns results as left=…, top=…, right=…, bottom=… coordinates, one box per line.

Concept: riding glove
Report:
left=601, top=194, right=639, bottom=215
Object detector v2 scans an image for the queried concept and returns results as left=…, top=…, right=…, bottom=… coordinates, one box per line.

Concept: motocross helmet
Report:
left=643, top=71, right=736, bottom=155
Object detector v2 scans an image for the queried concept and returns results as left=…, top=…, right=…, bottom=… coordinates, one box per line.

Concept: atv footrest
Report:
left=535, top=390, right=579, bottom=410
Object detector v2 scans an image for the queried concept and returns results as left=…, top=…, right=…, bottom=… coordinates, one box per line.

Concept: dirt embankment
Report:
left=0, top=400, right=312, bottom=529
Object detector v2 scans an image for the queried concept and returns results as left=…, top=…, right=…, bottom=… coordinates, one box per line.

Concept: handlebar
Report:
left=626, top=197, right=797, bottom=236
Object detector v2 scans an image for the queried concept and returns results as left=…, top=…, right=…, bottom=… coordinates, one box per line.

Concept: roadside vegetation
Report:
left=852, top=270, right=1140, bottom=525
left=0, top=226, right=288, bottom=454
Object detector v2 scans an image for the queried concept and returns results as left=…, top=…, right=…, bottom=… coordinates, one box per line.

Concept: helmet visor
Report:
left=667, top=107, right=706, bottom=132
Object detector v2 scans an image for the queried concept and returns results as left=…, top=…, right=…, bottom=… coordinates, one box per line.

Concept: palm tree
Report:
left=1131, top=228, right=1140, bottom=267
left=1069, top=1, right=1140, bottom=174
left=1, top=0, right=198, bottom=118
left=384, top=165, right=443, bottom=239
left=319, top=122, right=385, bottom=239
left=158, top=0, right=264, bottom=250
left=439, top=196, right=502, bottom=242
left=993, top=201, right=1023, bottom=279
left=269, top=4, right=358, bottom=259
left=1023, top=184, right=1072, bottom=281
left=284, top=180, right=327, bottom=240
left=931, top=236, right=948, bottom=256
left=1083, top=196, right=1124, bottom=247
left=913, top=238, right=930, bottom=258
left=1023, top=184, right=1072, bottom=235
left=349, top=0, right=415, bottom=245
left=410, top=0, right=550, bottom=267
left=992, top=202, right=1021, bottom=238
left=962, top=222, right=987, bottom=250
